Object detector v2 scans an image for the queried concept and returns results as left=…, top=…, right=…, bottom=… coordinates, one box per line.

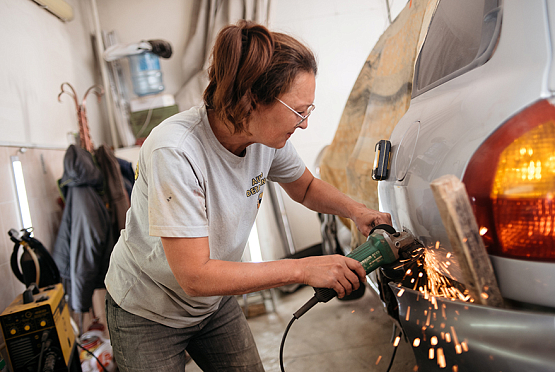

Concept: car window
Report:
left=412, top=0, right=501, bottom=97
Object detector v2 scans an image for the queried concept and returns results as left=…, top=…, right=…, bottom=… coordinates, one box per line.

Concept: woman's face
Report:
left=249, top=71, right=316, bottom=149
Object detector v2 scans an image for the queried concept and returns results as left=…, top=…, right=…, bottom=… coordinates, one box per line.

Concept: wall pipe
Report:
left=89, top=0, right=119, bottom=148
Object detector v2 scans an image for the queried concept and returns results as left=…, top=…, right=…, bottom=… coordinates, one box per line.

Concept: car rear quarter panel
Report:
left=379, top=0, right=553, bottom=285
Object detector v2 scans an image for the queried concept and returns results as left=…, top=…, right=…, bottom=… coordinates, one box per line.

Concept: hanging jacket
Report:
left=53, top=145, right=114, bottom=312
left=96, top=144, right=130, bottom=243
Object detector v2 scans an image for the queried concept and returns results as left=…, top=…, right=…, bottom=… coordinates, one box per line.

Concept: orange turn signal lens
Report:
left=464, top=100, right=555, bottom=261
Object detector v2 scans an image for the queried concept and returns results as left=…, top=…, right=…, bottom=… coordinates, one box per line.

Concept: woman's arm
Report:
left=161, top=236, right=365, bottom=298
left=279, top=167, right=392, bottom=237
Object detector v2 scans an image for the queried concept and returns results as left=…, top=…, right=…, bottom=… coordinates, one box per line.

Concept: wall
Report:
left=269, top=0, right=406, bottom=250
left=0, top=0, right=109, bottom=149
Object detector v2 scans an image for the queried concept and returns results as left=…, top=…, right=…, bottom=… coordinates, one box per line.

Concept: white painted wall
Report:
left=268, top=0, right=406, bottom=250
left=0, top=0, right=109, bottom=148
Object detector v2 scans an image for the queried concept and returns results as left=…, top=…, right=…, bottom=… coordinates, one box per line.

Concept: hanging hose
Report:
left=22, top=242, right=41, bottom=287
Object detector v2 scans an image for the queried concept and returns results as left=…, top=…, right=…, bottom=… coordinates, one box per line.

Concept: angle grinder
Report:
left=279, top=224, right=423, bottom=372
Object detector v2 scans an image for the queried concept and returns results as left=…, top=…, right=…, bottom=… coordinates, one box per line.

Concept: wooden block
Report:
left=430, top=174, right=504, bottom=307
left=246, top=303, right=267, bottom=318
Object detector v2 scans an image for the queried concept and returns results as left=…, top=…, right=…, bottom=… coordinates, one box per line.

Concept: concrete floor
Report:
left=186, top=285, right=417, bottom=372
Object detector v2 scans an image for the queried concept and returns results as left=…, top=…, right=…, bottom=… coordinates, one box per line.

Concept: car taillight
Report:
left=463, top=99, right=555, bottom=261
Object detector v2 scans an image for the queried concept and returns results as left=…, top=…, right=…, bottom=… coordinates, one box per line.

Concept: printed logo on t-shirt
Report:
left=246, top=172, right=266, bottom=208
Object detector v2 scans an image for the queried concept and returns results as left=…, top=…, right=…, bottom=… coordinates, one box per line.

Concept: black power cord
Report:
left=75, top=341, right=110, bottom=372
left=279, top=311, right=404, bottom=372
left=279, top=317, right=296, bottom=372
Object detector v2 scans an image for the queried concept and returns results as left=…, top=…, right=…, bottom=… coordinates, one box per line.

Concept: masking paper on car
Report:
left=319, top=0, right=437, bottom=246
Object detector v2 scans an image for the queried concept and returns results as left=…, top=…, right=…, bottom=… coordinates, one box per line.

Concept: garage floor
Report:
left=186, top=285, right=417, bottom=372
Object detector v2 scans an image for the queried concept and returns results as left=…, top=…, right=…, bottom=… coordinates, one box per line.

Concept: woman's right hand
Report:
left=297, top=255, right=367, bottom=298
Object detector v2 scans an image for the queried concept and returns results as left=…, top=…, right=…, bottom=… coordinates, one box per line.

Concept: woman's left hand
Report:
left=351, top=207, right=392, bottom=237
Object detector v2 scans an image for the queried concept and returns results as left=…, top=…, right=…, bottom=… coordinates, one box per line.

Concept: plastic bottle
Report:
left=128, top=51, right=165, bottom=97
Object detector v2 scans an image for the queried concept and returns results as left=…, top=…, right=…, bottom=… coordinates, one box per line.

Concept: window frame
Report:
left=411, top=0, right=503, bottom=98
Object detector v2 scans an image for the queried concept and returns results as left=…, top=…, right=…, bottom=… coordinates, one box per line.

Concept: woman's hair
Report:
left=203, top=20, right=317, bottom=133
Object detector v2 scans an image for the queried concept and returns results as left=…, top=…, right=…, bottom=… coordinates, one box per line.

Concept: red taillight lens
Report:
left=463, top=100, right=555, bottom=261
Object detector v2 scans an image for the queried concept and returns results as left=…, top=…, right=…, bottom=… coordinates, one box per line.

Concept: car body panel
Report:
left=391, top=285, right=555, bottom=372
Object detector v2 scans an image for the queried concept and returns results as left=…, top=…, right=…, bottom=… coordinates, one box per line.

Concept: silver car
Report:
left=375, top=0, right=555, bottom=370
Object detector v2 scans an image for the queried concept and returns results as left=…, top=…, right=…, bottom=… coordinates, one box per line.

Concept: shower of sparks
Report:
left=418, top=247, right=475, bottom=302
left=394, top=241, right=474, bottom=370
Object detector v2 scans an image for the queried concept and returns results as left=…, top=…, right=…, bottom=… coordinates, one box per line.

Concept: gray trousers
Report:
left=105, top=292, right=264, bottom=371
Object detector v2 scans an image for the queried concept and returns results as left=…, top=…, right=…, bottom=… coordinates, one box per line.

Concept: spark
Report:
left=480, top=227, right=488, bottom=236
left=375, top=355, right=382, bottom=365
left=431, top=336, right=438, bottom=346
left=437, top=348, right=446, bottom=368
left=413, top=338, right=421, bottom=347
left=352, top=310, right=355, bottom=313
left=397, top=288, right=405, bottom=297
left=461, top=341, right=468, bottom=352
left=394, top=336, right=401, bottom=347
left=406, top=306, right=411, bottom=321
left=429, top=348, right=435, bottom=359
left=452, top=366, right=459, bottom=372
left=445, top=333, right=451, bottom=343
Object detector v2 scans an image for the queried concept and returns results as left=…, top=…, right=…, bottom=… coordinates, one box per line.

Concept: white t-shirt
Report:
left=105, top=105, right=305, bottom=328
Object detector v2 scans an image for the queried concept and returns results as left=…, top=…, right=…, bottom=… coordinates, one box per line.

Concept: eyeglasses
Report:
left=277, top=98, right=315, bottom=128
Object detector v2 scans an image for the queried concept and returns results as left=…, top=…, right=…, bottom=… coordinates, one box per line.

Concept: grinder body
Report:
left=293, top=226, right=420, bottom=319
left=347, top=232, right=399, bottom=274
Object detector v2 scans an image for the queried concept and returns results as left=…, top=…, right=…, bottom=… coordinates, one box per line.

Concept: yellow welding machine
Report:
left=0, top=283, right=79, bottom=372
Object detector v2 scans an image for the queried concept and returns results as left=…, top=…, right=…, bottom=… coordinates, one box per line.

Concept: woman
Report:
left=105, top=20, right=391, bottom=371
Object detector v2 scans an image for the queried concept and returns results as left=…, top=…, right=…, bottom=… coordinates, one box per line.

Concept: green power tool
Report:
left=292, top=224, right=421, bottom=319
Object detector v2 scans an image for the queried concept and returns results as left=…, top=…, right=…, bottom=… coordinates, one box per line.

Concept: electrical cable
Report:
left=279, top=317, right=296, bottom=372
left=37, top=330, right=50, bottom=372
left=75, top=341, right=110, bottom=372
